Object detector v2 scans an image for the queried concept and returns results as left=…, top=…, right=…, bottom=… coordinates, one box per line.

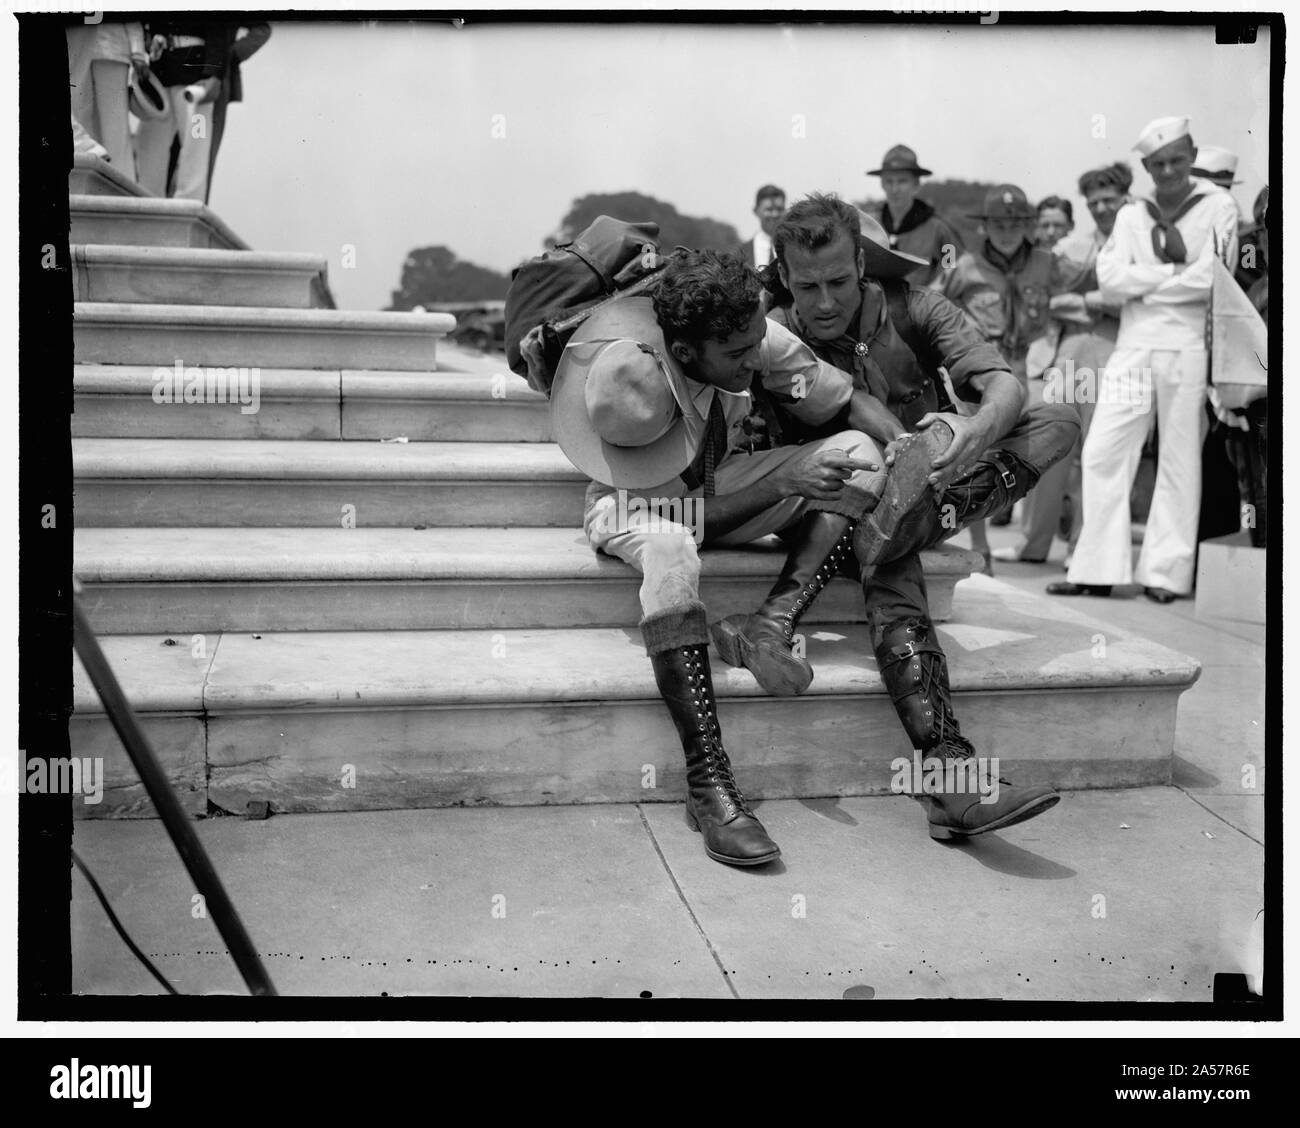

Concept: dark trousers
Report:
left=864, top=399, right=1080, bottom=640
left=1199, top=401, right=1267, bottom=549
left=205, top=91, right=229, bottom=204
left=1228, top=399, right=1268, bottom=548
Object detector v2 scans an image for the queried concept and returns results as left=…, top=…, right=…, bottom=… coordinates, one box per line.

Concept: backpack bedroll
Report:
left=504, top=215, right=665, bottom=394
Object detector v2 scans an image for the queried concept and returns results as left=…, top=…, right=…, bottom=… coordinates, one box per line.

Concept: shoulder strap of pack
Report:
left=547, top=267, right=664, bottom=336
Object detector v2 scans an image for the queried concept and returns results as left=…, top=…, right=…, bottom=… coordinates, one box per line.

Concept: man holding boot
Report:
left=550, top=248, right=892, bottom=868
left=715, top=193, right=1078, bottom=841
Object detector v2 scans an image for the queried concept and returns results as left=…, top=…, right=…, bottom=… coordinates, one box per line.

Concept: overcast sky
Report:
left=207, top=19, right=1272, bottom=310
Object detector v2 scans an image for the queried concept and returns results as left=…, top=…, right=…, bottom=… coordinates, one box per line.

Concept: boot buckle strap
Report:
left=988, top=452, right=1016, bottom=490
left=891, top=641, right=918, bottom=661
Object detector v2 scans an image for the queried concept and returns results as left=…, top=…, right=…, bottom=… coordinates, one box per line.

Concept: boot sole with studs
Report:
left=853, top=421, right=954, bottom=567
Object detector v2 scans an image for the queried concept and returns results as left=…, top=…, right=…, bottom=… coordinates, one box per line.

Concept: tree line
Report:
left=387, top=183, right=995, bottom=309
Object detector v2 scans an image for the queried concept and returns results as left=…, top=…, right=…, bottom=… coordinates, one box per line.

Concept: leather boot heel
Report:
left=709, top=615, right=748, bottom=669
left=711, top=615, right=811, bottom=696
left=708, top=511, right=854, bottom=697
left=684, top=804, right=701, bottom=833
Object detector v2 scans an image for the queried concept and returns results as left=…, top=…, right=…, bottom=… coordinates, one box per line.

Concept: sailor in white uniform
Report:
left=1049, top=116, right=1239, bottom=603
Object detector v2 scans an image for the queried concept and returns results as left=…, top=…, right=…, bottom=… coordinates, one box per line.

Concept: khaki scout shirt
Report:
left=768, top=280, right=1010, bottom=431
left=941, top=240, right=1065, bottom=379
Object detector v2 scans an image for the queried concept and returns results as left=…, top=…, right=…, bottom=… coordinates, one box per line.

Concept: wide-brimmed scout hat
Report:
left=855, top=210, right=929, bottom=278
left=128, top=69, right=170, bottom=122
left=550, top=296, right=705, bottom=489
left=868, top=144, right=933, bottom=178
left=968, top=184, right=1038, bottom=221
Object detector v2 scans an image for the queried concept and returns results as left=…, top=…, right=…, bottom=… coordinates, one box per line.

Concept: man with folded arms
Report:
left=1049, top=116, right=1239, bottom=604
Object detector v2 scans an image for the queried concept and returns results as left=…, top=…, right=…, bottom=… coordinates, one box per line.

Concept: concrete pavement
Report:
left=69, top=522, right=1266, bottom=1000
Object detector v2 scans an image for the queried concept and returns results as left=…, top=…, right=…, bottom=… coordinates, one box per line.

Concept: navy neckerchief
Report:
left=788, top=282, right=893, bottom=405
left=1142, top=189, right=1208, bottom=264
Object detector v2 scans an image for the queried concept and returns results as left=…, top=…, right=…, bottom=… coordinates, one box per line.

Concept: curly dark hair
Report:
left=652, top=248, right=762, bottom=347
left=1077, top=161, right=1133, bottom=197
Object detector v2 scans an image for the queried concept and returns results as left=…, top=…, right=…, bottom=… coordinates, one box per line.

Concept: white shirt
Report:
left=1055, top=227, right=1104, bottom=269
left=752, top=230, right=774, bottom=268
left=1097, top=189, right=1239, bottom=349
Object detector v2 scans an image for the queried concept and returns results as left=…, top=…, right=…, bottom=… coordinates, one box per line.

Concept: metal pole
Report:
left=72, top=592, right=277, bottom=997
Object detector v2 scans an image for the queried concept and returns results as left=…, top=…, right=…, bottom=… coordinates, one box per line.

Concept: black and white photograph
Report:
left=11, top=4, right=1286, bottom=1052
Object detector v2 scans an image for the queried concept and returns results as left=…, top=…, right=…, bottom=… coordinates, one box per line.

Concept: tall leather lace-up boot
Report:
left=710, top=510, right=856, bottom=696
left=940, top=449, right=1042, bottom=531
left=875, top=617, right=1060, bottom=841
left=645, top=602, right=781, bottom=867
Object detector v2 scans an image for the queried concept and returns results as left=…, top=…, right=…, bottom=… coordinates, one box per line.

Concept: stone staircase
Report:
left=69, top=155, right=1202, bottom=819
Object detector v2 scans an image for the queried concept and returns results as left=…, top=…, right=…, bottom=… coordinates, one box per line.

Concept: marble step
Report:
left=74, top=302, right=457, bottom=371
left=72, top=366, right=549, bottom=442
left=73, top=526, right=981, bottom=633
left=71, top=245, right=331, bottom=308
left=70, top=194, right=248, bottom=249
left=69, top=153, right=150, bottom=197
left=72, top=438, right=584, bottom=527
left=68, top=577, right=1202, bottom=818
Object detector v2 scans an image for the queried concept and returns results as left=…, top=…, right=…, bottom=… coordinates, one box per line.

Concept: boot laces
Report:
left=702, top=708, right=753, bottom=816
left=687, top=648, right=754, bottom=817
left=706, top=739, right=754, bottom=817
left=913, top=646, right=975, bottom=761
left=787, top=528, right=854, bottom=628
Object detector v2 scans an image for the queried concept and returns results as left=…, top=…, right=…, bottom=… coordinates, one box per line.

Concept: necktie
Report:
left=1143, top=195, right=1204, bottom=264
left=679, top=392, right=729, bottom=496
left=701, top=391, right=728, bottom=498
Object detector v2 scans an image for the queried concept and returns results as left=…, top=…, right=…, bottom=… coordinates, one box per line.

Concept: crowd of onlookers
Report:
left=68, top=30, right=1267, bottom=604
left=734, top=124, right=1268, bottom=602
left=66, top=19, right=270, bottom=203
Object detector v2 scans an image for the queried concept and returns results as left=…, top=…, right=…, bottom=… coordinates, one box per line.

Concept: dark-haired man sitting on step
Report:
left=550, top=248, right=891, bottom=869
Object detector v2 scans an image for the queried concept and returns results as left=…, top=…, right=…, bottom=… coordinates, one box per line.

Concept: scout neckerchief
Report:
left=881, top=197, right=936, bottom=243
left=788, top=284, right=893, bottom=406
left=1142, top=190, right=1208, bottom=263
left=980, top=238, right=1045, bottom=357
